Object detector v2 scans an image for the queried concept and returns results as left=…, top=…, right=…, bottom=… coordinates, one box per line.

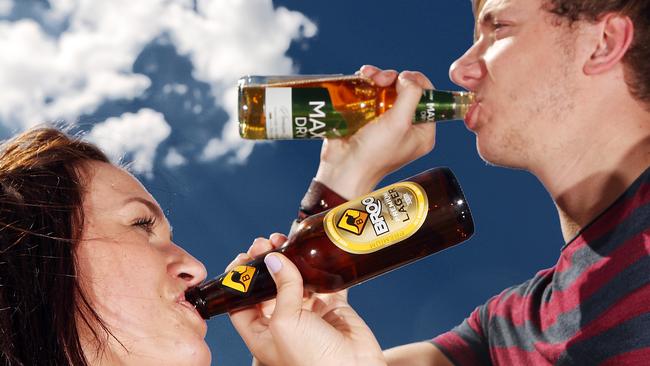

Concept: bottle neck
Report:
left=414, top=90, right=474, bottom=124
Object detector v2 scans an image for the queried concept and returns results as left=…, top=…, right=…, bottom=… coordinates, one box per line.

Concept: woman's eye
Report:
left=133, top=216, right=156, bottom=234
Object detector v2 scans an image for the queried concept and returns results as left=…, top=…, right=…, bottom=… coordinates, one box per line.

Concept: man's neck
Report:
left=534, top=104, right=650, bottom=243
left=552, top=152, right=648, bottom=242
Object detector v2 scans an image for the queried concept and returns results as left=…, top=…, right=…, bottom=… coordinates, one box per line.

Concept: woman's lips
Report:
left=177, top=297, right=208, bottom=335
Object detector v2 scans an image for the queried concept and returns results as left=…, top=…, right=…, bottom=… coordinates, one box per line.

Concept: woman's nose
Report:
left=168, top=244, right=208, bottom=288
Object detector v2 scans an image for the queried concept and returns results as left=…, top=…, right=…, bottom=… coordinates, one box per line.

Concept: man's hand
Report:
left=315, top=65, right=437, bottom=199
left=228, top=234, right=386, bottom=366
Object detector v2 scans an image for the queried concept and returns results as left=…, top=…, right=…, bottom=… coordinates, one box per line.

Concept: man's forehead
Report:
left=473, top=0, right=513, bottom=18
left=472, top=0, right=520, bottom=38
left=473, top=0, right=487, bottom=17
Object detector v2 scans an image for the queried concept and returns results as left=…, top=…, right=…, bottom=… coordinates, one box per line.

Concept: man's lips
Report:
left=464, top=99, right=480, bottom=130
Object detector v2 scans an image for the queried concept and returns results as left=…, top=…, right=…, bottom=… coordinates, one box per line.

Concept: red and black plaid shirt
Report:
left=433, top=167, right=650, bottom=365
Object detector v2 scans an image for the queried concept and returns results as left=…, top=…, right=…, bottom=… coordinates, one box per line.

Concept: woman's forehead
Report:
left=86, top=161, right=148, bottom=197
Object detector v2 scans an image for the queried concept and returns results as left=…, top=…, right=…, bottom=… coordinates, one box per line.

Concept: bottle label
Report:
left=265, top=87, right=348, bottom=139
left=414, top=90, right=456, bottom=123
left=323, top=182, right=429, bottom=254
left=265, top=87, right=294, bottom=139
left=221, top=265, right=258, bottom=293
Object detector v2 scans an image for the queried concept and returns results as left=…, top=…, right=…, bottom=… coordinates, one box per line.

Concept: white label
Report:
left=265, top=88, right=293, bottom=139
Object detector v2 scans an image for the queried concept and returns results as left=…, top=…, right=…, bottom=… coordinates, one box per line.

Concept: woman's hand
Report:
left=228, top=234, right=386, bottom=366
left=315, top=65, right=437, bottom=199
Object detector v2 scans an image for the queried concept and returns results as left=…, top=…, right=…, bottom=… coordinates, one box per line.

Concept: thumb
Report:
left=264, top=253, right=304, bottom=319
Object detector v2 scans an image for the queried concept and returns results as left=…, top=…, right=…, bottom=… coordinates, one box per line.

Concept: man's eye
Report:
left=133, top=216, right=156, bottom=234
left=493, top=22, right=507, bottom=30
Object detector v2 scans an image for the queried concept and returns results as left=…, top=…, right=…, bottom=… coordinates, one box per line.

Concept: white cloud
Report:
left=0, top=0, right=316, bottom=168
left=0, top=0, right=12, bottom=16
left=86, top=108, right=171, bottom=178
left=164, top=147, right=187, bottom=168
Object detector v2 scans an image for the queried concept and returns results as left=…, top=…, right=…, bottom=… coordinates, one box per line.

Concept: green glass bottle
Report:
left=238, top=74, right=475, bottom=139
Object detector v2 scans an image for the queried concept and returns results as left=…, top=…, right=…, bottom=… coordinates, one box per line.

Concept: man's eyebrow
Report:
left=123, top=197, right=165, bottom=220
left=479, top=8, right=496, bottom=26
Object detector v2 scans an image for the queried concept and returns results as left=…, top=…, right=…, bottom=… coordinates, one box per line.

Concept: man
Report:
left=230, top=0, right=650, bottom=364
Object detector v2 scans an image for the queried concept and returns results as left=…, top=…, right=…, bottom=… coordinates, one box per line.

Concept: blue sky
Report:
left=0, top=1, right=563, bottom=364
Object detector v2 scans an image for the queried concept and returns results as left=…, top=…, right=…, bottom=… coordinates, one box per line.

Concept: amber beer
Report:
left=238, top=74, right=475, bottom=139
left=185, top=167, right=474, bottom=318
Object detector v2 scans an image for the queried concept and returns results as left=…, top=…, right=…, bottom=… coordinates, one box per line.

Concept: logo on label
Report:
left=290, top=87, right=348, bottom=139
left=418, top=103, right=436, bottom=122
left=295, top=100, right=327, bottom=139
left=336, top=209, right=369, bottom=235
left=221, top=265, right=257, bottom=293
left=361, top=197, right=389, bottom=236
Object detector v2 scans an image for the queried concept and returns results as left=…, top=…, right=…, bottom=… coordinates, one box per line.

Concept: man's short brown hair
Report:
left=471, top=0, right=650, bottom=109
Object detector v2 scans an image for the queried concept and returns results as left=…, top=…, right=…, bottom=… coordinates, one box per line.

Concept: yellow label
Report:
left=221, top=265, right=257, bottom=293
left=324, top=182, right=428, bottom=254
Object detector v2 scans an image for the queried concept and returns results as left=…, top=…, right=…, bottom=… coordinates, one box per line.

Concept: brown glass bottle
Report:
left=185, top=167, right=474, bottom=318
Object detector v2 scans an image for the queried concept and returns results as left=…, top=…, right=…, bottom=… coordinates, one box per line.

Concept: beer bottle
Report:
left=238, top=74, right=475, bottom=139
left=186, top=167, right=474, bottom=318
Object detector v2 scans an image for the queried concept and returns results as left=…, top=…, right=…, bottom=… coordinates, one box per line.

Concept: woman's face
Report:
left=76, top=161, right=210, bottom=365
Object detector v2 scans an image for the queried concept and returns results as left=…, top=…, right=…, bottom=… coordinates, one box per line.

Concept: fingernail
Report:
left=269, top=233, right=285, bottom=245
left=264, top=254, right=282, bottom=273
left=249, top=237, right=263, bottom=251
left=399, top=71, right=415, bottom=82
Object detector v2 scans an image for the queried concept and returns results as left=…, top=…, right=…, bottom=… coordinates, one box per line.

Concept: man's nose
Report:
left=449, top=46, right=485, bottom=91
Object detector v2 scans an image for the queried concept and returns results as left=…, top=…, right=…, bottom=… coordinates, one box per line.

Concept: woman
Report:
left=0, top=128, right=210, bottom=365
left=0, top=68, right=430, bottom=366
left=0, top=66, right=434, bottom=366
left=0, top=126, right=386, bottom=366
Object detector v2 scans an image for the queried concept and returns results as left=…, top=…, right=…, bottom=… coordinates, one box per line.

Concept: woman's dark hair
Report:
left=0, top=127, right=111, bottom=365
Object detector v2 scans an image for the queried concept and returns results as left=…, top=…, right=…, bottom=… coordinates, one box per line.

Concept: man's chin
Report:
left=476, top=140, right=525, bottom=170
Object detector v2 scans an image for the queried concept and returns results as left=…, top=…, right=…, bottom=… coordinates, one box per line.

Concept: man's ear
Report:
left=583, top=13, right=634, bottom=75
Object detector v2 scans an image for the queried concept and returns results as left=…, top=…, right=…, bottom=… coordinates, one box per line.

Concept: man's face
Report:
left=450, top=0, right=583, bottom=169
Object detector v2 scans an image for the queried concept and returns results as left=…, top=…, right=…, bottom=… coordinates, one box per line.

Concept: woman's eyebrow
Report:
left=122, top=196, right=165, bottom=220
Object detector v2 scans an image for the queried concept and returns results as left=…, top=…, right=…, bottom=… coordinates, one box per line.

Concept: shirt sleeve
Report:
left=289, top=179, right=347, bottom=235
left=431, top=302, right=494, bottom=366
left=297, top=179, right=347, bottom=220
